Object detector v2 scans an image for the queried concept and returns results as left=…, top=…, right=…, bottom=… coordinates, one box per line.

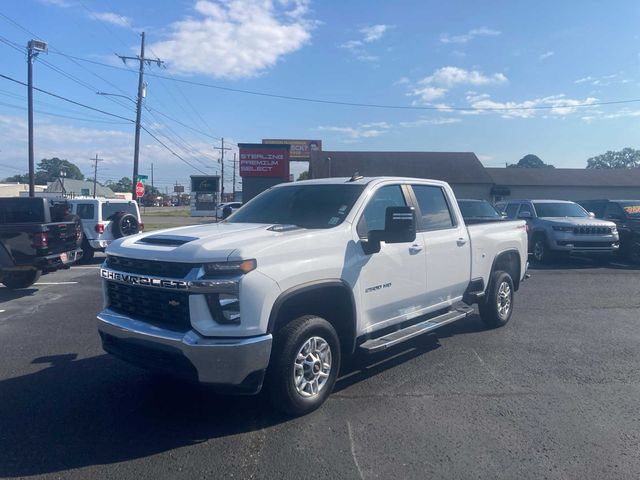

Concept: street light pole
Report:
left=26, top=39, right=47, bottom=197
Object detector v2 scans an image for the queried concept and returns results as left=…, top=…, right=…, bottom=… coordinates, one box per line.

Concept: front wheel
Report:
left=627, top=242, right=640, bottom=265
left=1, top=269, right=42, bottom=289
left=267, top=315, right=340, bottom=417
left=479, top=271, right=514, bottom=328
left=532, top=237, right=551, bottom=264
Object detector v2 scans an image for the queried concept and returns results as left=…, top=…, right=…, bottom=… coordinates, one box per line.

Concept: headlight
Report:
left=552, top=226, right=574, bottom=232
left=610, top=226, right=618, bottom=235
left=204, top=259, right=256, bottom=276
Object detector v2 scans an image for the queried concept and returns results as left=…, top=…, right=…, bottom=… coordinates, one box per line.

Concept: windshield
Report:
left=101, top=202, right=138, bottom=221
left=227, top=184, right=365, bottom=228
left=533, top=202, right=588, bottom=218
left=620, top=203, right=640, bottom=217
left=458, top=200, right=502, bottom=219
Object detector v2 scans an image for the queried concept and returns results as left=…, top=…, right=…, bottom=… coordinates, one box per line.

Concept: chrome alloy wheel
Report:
left=497, top=281, right=512, bottom=318
left=293, top=336, right=332, bottom=398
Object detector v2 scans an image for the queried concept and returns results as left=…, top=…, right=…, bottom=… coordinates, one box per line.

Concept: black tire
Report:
left=267, top=315, right=341, bottom=417
left=1, top=269, right=41, bottom=289
left=531, top=236, right=551, bottom=264
left=78, top=238, right=94, bottom=264
left=478, top=270, right=514, bottom=328
left=627, top=242, right=640, bottom=265
left=222, top=205, right=232, bottom=219
left=112, top=213, right=140, bottom=239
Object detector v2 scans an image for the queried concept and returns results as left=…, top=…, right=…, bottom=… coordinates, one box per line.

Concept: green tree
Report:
left=297, top=171, right=310, bottom=181
left=507, top=154, right=554, bottom=169
left=37, top=157, right=84, bottom=181
left=106, top=177, right=133, bottom=193
left=586, top=148, right=640, bottom=169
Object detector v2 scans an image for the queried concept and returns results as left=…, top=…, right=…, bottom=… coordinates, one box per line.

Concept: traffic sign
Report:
left=135, top=182, right=145, bottom=198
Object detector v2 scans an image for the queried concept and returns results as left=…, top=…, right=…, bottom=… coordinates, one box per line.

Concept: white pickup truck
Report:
left=97, top=177, right=528, bottom=415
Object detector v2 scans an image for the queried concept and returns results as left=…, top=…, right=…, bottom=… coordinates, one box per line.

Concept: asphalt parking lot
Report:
left=1, top=256, right=639, bottom=479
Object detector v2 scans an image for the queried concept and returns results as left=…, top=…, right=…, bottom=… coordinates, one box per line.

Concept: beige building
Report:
left=0, top=183, right=47, bottom=197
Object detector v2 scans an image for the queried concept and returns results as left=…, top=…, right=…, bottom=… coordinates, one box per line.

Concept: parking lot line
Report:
left=71, top=266, right=101, bottom=269
left=34, top=282, right=79, bottom=285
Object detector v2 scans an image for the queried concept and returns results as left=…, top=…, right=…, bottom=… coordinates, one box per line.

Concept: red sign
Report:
left=135, top=182, right=145, bottom=198
left=239, top=144, right=290, bottom=178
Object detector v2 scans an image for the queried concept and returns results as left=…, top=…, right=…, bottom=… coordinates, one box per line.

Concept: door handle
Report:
left=456, top=238, right=467, bottom=246
left=409, top=244, right=423, bottom=253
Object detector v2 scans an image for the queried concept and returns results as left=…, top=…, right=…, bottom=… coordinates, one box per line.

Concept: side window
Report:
left=76, top=204, right=95, bottom=220
left=412, top=185, right=455, bottom=231
left=505, top=203, right=519, bottom=219
left=517, top=203, right=532, bottom=218
left=604, top=203, right=624, bottom=218
left=357, top=185, right=407, bottom=238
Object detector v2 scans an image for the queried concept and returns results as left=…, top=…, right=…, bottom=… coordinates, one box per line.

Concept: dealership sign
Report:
left=239, top=143, right=290, bottom=178
left=190, top=175, right=220, bottom=192
left=262, top=139, right=321, bottom=160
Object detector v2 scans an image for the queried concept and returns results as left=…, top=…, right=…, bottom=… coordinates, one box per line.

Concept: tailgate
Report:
left=44, top=221, right=80, bottom=253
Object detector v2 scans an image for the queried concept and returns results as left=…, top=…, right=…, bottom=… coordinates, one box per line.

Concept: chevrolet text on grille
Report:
left=100, top=269, right=188, bottom=289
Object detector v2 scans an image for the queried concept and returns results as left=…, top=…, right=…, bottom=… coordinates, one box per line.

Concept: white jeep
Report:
left=68, top=198, right=142, bottom=262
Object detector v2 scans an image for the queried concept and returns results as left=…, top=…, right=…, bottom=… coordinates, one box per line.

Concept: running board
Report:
left=359, top=305, right=474, bottom=354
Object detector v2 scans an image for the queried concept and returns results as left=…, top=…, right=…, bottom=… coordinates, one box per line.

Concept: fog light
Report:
left=206, top=293, right=240, bottom=324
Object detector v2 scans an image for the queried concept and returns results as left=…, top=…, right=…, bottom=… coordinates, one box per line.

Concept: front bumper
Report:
left=549, top=235, right=619, bottom=254
left=97, top=308, right=272, bottom=393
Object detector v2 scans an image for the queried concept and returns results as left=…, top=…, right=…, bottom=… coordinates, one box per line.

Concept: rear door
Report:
left=410, top=184, right=471, bottom=309
left=352, top=183, right=428, bottom=333
left=74, top=202, right=97, bottom=240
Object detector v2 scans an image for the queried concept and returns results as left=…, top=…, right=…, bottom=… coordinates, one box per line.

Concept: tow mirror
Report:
left=518, top=211, right=532, bottom=219
left=362, top=206, right=416, bottom=255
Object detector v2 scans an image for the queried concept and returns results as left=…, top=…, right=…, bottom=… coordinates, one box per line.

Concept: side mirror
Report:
left=588, top=212, right=596, bottom=218
left=362, top=206, right=416, bottom=255
left=518, top=211, right=532, bottom=219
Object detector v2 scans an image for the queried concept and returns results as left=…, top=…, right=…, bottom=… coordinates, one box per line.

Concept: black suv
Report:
left=578, top=200, right=640, bottom=264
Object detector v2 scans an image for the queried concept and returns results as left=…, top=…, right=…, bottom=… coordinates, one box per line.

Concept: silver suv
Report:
left=496, top=199, right=619, bottom=263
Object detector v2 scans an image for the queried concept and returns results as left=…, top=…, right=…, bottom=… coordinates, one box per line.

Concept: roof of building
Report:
left=310, top=151, right=494, bottom=185
left=487, top=167, right=640, bottom=187
left=46, top=178, right=115, bottom=198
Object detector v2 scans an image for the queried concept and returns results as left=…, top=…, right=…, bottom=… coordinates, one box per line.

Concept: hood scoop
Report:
left=136, top=234, right=198, bottom=246
left=267, top=224, right=303, bottom=232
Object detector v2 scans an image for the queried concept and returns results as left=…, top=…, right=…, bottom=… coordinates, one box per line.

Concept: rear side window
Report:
left=411, top=185, right=455, bottom=231
left=357, top=185, right=407, bottom=237
left=517, top=204, right=532, bottom=218
left=583, top=201, right=606, bottom=218
left=604, top=202, right=625, bottom=218
left=101, top=202, right=138, bottom=221
left=504, top=203, right=519, bottom=219
left=0, top=198, right=46, bottom=223
left=76, top=204, right=95, bottom=220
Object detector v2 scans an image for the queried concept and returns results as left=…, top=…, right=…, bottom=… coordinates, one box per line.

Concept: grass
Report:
left=142, top=223, right=181, bottom=232
left=140, top=207, right=191, bottom=217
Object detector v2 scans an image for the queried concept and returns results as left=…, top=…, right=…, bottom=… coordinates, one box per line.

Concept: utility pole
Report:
left=117, top=32, right=163, bottom=201
left=150, top=163, right=154, bottom=190
left=91, top=154, right=104, bottom=198
left=214, top=138, right=231, bottom=201
left=232, top=152, right=236, bottom=200
left=27, top=39, right=47, bottom=197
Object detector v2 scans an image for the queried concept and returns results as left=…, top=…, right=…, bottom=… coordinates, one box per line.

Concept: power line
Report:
left=0, top=72, right=135, bottom=122
left=140, top=125, right=207, bottom=174
left=0, top=100, right=131, bottom=124
left=45, top=51, right=640, bottom=113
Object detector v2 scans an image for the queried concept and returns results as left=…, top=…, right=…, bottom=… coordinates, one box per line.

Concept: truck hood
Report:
left=537, top=217, right=616, bottom=228
left=106, top=222, right=312, bottom=262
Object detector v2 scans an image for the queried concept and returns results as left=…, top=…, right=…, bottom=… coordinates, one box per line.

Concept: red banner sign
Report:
left=239, top=145, right=290, bottom=178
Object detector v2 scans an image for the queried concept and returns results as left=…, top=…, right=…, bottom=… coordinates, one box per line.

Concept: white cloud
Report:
left=148, top=0, right=315, bottom=78
left=439, top=27, right=500, bottom=44
left=398, top=117, right=461, bottom=127
left=465, top=93, right=598, bottom=119
left=340, top=24, right=393, bottom=61
left=574, top=73, right=625, bottom=86
left=393, top=77, right=410, bottom=86
left=317, top=122, right=391, bottom=142
left=408, top=67, right=507, bottom=105
left=39, top=0, right=72, bottom=7
left=539, top=51, right=554, bottom=61
left=90, top=12, right=132, bottom=28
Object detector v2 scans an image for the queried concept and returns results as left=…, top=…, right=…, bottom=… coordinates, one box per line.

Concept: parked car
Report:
left=0, top=197, right=82, bottom=289
left=496, top=199, right=619, bottom=264
left=97, top=176, right=528, bottom=416
left=578, top=199, right=640, bottom=264
left=216, top=202, right=242, bottom=219
left=457, top=199, right=507, bottom=225
left=67, top=198, right=143, bottom=263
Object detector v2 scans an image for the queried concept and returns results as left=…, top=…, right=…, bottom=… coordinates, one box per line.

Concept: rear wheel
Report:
left=1, top=269, right=41, bottom=289
left=78, top=238, right=94, bottom=264
left=532, top=236, right=551, bottom=264
left=267, top=315, right=340, bottom=416
left=627, top=242, right=640, bottom=265
left=479, top=271, right=514, bottom=328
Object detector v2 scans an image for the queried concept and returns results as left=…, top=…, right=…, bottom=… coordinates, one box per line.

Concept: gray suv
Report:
left=496, top=199, right=619, bottom=263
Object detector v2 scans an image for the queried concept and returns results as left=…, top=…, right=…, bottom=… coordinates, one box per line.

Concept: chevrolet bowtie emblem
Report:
left=168, top=300, right=180, bottom=307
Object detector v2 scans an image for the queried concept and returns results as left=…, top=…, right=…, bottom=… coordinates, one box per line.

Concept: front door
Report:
left=352, top=184, right=428, bottom=334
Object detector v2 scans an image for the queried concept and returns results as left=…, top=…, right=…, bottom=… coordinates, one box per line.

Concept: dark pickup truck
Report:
left=0, top=197, right=83, bottom=289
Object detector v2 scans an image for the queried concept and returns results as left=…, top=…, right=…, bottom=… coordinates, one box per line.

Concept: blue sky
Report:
left=1, top=0, right=639, bottom=191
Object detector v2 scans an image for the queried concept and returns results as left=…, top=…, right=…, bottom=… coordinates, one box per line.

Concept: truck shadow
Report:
left=0, top=315, right=487, bottom=477
left=528, top=255, right=640, bottom=271
left=0, top=287, right=38, bottom=302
